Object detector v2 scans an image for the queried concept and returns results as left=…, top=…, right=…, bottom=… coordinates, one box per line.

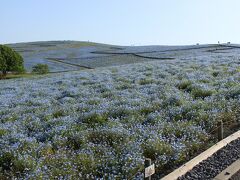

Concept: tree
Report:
left=0, top=55, right=6, bottom=76
left=32, top=64, right=49, bottom=74
left=0, top=45, right=25, bottom=78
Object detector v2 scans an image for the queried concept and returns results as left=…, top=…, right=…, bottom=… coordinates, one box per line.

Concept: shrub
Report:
left=0, top=45, right=25, bottom=78
left=32, top=64, right=49, bottom=74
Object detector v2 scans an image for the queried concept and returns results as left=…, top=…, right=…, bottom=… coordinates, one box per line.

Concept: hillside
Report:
left=7, top=41, right=240, bottom=73
left=0, top=42, right=240, bottom=179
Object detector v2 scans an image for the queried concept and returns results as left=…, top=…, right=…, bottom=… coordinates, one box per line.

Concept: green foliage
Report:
left=32, top=64, right=49, bottom=74
left=37, top=144, right=54, bottom=157
left=191, top=87, right=215, bottom=99
left=108, top=108, right=132, bottom=119
left=82, top=113, right=108, bottom=127
left=74, top=153, right=97, bottom=176
left=217, top=111, right=237, bottom=124
left=162, top=96, right=184, bottom=107
left=0, top=45, right=25, bottom=78
left=66, top=134, right=86, bottom=150
left=41, top=154, right=78, bottom=178
left=0, top=56, right=4, bottom=75
left=116, top=82, right=133, bottom=90
left=0, top=152, right=14, bottom=171
left=212, top=71, right=220, bottom=77
left=4, top=73, right=34, bottom=79
left=52, top=110, right=65, bottom=118
left=88, top=130, right=128, bottom=147
left=139, top=78, right=155, bottom=85
left=177, top=80, right=192, bottom=90
left=0, top=151, right=33, bottom=176
left=225, top=86, right=240, bottom=99
left=0, top=129, right=8, bottom=137
left=142, top=140, right=174, bottom=161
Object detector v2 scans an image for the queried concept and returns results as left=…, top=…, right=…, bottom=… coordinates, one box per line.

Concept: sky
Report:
left=1, top=0, right=240, bottom=45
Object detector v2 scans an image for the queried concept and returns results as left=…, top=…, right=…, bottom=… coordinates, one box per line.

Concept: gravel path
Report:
left=178, top=138, right=240, bottom=180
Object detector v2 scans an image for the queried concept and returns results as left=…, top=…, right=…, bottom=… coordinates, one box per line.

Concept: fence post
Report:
left=145, top=158, right=152, bottom=180
left=218, top=120, right=223, bottom=141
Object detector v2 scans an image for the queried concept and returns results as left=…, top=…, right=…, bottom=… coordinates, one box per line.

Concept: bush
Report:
left=32, top=64, right=49, bottom=74
left=0, top=45, right=25, bottom=78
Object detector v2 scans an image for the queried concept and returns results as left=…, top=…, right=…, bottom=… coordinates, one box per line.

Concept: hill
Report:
left=0, top=41, right=239, bottom=179
left=7, top=41, right=239, bottom=73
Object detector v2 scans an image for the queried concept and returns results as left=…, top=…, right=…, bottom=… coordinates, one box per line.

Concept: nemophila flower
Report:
left=0, top=54, right=239, bottom=178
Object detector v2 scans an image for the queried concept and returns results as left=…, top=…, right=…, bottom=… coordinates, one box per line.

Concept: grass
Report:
left=3, top=73, right=36, bottom=80
left=191, top=87, right=215, bottom=99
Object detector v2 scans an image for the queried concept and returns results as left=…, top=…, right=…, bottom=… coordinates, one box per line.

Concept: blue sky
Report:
left=1, top=0, right=240, bottom=45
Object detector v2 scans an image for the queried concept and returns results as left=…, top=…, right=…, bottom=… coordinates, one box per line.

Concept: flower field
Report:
left=8, top=41, right=223, bottom=73
left=0, top=48, right=240, bottom=179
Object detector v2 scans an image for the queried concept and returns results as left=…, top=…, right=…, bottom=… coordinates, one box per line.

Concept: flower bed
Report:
left=0, top=54, right=239, bottom=179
